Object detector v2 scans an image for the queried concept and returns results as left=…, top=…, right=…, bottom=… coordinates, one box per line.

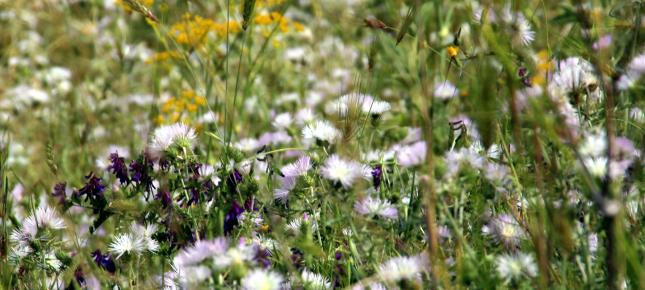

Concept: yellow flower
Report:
left=447, top=46, right=459, bottom=58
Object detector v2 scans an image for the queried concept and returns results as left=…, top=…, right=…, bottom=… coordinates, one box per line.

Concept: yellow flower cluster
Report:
left=532, top=50, right=552, bottom=86
left=156, top=90, right=207, bottom=125
left=170, top=14, right=218, bottom=47
left=116, top=0, right=154, bottom=13
left=254, top=11, right=304, bottom=34
left=146, top=50, right=181, bottom=64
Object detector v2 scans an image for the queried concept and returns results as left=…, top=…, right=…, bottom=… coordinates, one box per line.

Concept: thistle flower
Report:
left=376, top=255, right=428, bottom=282
left=241, top=269, right=284, bottom=290
left=320, top=154, right=364, bottom=188
left=281, top=155, right=312, bottom=177
left=272, top=112, right=293, bottom=129
left=109, top=233, right=145, bottom=259
left=515, top=15, right=535, bottom=46
left=495, top=252, right=538, bottom=283
left=22, top=205, right=66, bottom=237
left=130, top=223, right=160, bottom=252
left=301, top=269, right=331, bottom=289
left=354, top=196, right=398, bottom=219
left=483, top=214, right=525, bottom=247
left=150, top=123, right=197, bottom=154
left=302, top=120, right=340, bottom=144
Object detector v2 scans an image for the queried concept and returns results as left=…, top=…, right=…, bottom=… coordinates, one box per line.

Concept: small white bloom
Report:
left=241, top=269, right=284, bottom=290
left=320, top=155, right=364, bottom=188
left=354, top=196, right=398, bottom=219
left=495, top=252, right=537, bottom=283
left=272, top=112, right=293, bottom=129
left=302, top=120, right=341, bottom=144
left=516, top=15, right=535, bottom=46
left=150, top=123, right=197, bottom=153
left=22, top=205, right=66, bottom=237
left=434, top=82, right=458, bottom=100
left=109, top=233, right=145, bottom=259
left=377, top=255, right=428, bottom=282
left=301, top=269, right=331, bottom=289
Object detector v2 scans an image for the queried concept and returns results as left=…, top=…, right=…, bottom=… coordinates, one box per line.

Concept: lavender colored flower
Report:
left=354, top=196, right=398, bottom=219
left=483, top=214, right=525, bottom=247
left=227, top=169, right=243, bottom=192
left=91, top=250, right=116, bottom=273
left=108, top=152, right=129, bottom=184
left=155, top=190, right=172, bottom=208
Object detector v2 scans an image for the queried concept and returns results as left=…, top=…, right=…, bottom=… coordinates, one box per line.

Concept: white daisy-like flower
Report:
left=45, top=251, right=62, bottom=271
left=286, top=213, right=319, bottom=234
left=627, top=53, right=645, bottom=74
left=281, top=155, right=312, bottom=177
left=579, top=132, right=606, bottom=157
left=515, top=15, right=535, bottom=46
left=213, top=241, right=256, bottom=270
left=434, top=82, right=458, bottom=100
left=22, top=205, right=66, bottom=237
left=150, top=123, right=197, bottom=153
left=354, top=196, right=398, bottom=219
left=236, top=138, right=261, bottom=152
left=173, top=238, right=229, bottom=267
left=495, top=252, right=538, bottom=283
left=583, top=156, right=608, bottom=178
left=302, top=120, right=341, bottom=144
left=320, top=154, right=364, bottom=188
left=363, top=99, right=391, bottom=115
left=630, top=107, right=644, bottom=123
left=301, top=269, right=331, bottom=289
left=391, top=141, right=427, bottom=167
left=272, top=112, right=293, bottom=129
left=242, top=269, right=284, bottom=290
left=483, top=214, right=525, bottom=247
left=130, top=223, right=159, bottom=252
left=296, top=108, right=315, bottom=126
left=109, top=233, right=145, bottom=259
left=549, top=57, right=597, bottom=98
left=174, top=265, right=212, bottom=286
left=377, top=255, right=428, bottom=282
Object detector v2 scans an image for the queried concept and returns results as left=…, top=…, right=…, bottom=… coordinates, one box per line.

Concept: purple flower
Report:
left=371, top=165, right=383, bottom=191
left=156, top=190, right=172, bottom=208
left=226, top=169, right=243, bottom=192
left=224, top=201, right=244, bottom=234
left=129, top=154, right=155, bottom=193
left=51, top=182, right=67, bottom=206
left=91, top=250, right=116, bottom=273
left=108, top=153, right=129, bottom=184
left=77, top=172, right=105, bottom=201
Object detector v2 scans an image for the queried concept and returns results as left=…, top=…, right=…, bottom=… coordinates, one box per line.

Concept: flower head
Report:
left=241, top=269, right=284, bottom=290
left=320, top=155, right=364, bottom=188
left=150, top=123, right=197, bottom=153
left=301, top=269, right=331, bottom=289
left=354, top=196, right=398, bottom=219
left=377, top=255, right=428, bottom=282
left=495, top=252, right=537, bottom=283
left=302, top=120, right=340, bottom=144
left=483, top=214, right=525, bottom=247
left=109, top=233, right=145, bottom=259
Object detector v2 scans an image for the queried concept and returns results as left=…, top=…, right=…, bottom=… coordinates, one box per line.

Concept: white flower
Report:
left=320, top=155, right=364, bottom=188
left=354, top=196, right=398, bottom=219
left=549, top=57, right=597, bottom=97
left=45, top=252, right=62, bottom=271
left=434, top=82, right=458, bottom=100
left=377, top=255, right=428, bottom=282
left=272, top=112, right=293, bottom=129
left=236, top=138, right=261, bottom=152
left=173, top=238, right=229, bottom=267
left=516, top=15, right=535, bottom=46
left=130, top=223, right=159, bottom=252
left=363, top=99, right=391, bottom=115
left=281, top=156, right=312, bottom=177
left=483, top=214, right=525, bottom=247
left=241, top=269, right=284, bottom=290
left=579, top=132, right=606, bottom=157
left=302, top=120, right=341, bottom=144
left=584, top=156, right=607, bottom=177
left=627, top=53, right=645, bottom=74
left=22, top=205, right=66, bottom=237
left=296, top=108, right=315, bottom=126
left=495, top=252, right=537, bottom=283
left=391, top=141, right=427, bottom=167
left=109, top=233, right=145, bottom=259
left=150, top=123, right=197, bottom=153
left=301, top=269, right=331, bottom=289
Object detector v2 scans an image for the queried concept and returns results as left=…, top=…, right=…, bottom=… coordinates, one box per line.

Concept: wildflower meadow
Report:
left=1, top=0, right=644, bottom=289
